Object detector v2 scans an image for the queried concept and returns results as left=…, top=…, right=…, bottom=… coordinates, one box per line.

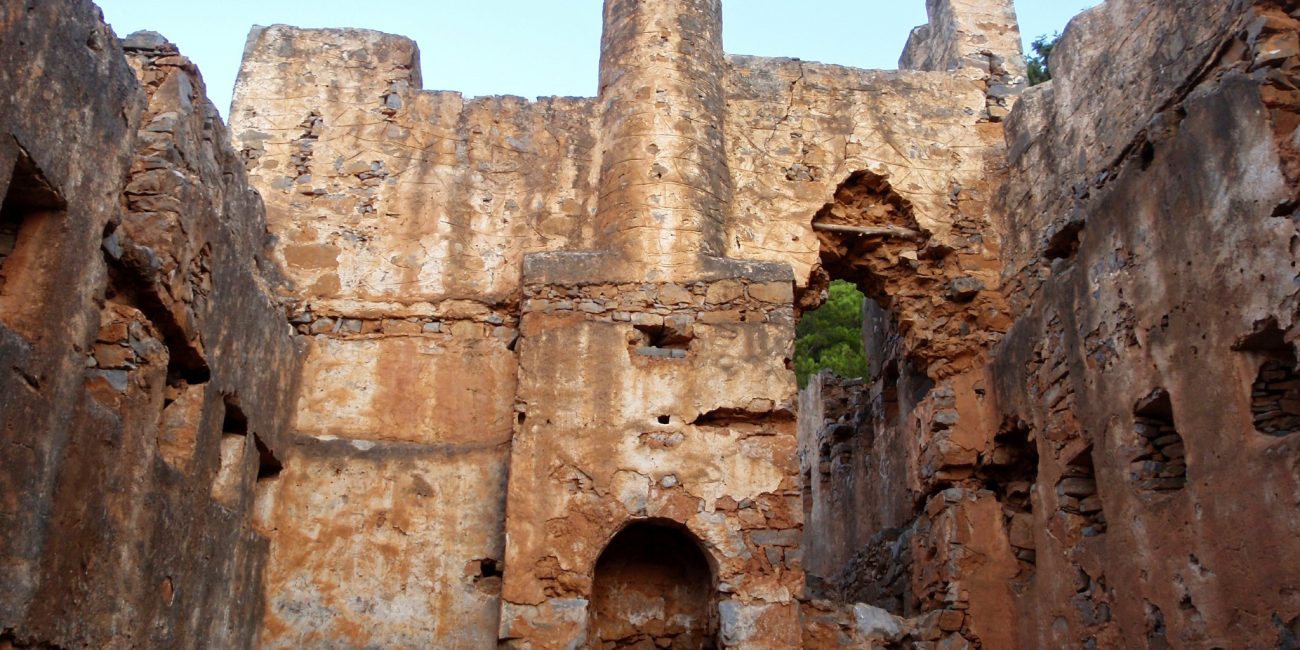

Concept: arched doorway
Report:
left=589, top=520, right=717, bottom=649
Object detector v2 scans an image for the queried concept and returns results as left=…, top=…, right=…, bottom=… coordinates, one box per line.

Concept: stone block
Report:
left=658, top=283, right=692, bottom=305
left=853, top=603, right=904, bottom=641
left=750, top=528, right=800, bottom=547
left=938, top=609, right=966, bottom=632
left=1057, top=478, right=1097, bottom=498
left=705, top=279, right=744, bottom=304
left=747, top=281, right=794, bottom=304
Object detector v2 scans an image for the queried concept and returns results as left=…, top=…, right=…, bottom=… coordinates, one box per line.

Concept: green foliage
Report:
left=794, top=280, right=868, bottom=388
left=1026, top=33, right=1059, bottom=86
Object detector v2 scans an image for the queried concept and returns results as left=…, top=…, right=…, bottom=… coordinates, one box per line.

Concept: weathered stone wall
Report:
left=501, top=275, right=804, bottom=649
left=0, top=4, right=141, bottom=635
left=990, top=0, right=1300, bottom=646
left=230, top=24, right=529, bottom=649
left=11, top=0, right=1299, bottom=648
left=790, top=0, right=1300, bottom=647
left=227, top=0, right=1021, bottom=646
left=0, top=3, right=300, bottom=648
left=230, top=26, right=599, bottom=307
left=900, top=0, right=1026, bottom=121
left=799, top=0, right=1300, bottom=649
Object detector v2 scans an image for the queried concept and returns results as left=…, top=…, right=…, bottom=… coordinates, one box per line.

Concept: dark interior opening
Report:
left=222, top=394, right=248, bottom=435
left=979, top=419, right=1039, bottom=565
left=166, top=358, right=212, bottom=387
left=0, top=202, right=20, bottom=273
left=1043, top=220, right=1084, bottom=261
left=590, top=520, right=717, bottom=649
left=1057, top=445, right=1106, bottom=535
left=0, top=149, right=65, bottom=335
left=102, top=252, right=212, bottom=387
left=633, top=319, right=694, bottom=354
left=1252, top=347, right=1300, bottom=437
left=467, top=557, right=503, bottom=596
left=1129, top=388, right=1187, bottom=492
left=478, top=558, right=502, bottom=578
left=254, top=433, right=282, bottom=480
left=881, top=361, right=900, bottom=425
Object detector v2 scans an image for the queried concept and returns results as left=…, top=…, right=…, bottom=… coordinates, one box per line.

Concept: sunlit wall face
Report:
left=93, top=0, right=1097, bottom=117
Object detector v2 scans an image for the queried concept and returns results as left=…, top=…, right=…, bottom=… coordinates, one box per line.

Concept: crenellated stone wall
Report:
left=225, top=0, right=1020, bottom=646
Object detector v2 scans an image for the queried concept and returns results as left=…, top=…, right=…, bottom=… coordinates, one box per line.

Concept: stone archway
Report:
left=804, top=169, right=1008, bottom=377
left=796, top=169, right=1006, bottom=603
left=589, top=520, right=717, bottom=649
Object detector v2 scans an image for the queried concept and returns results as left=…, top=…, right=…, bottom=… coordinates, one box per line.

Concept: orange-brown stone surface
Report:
left=2, top=0, right=1299, bottom=648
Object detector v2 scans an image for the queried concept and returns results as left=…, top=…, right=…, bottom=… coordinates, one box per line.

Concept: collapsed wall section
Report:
left=780, top=9, right=1032, bottom=634
left=793, top=1, right=1300, bottom=648
left=723, top=60, right=1014, bottom=377
left=798, top=297, right=935, bottom=614
left=799, top=0, right=1300, bottom=648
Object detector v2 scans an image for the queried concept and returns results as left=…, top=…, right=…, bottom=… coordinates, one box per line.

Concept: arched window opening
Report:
left=589, top=521, right=717, bottom=649
left=795, top=170, right=932, bottom=611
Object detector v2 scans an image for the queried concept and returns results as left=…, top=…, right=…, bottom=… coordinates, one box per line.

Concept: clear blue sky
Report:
left=94, top=1, right=1097, bottom=117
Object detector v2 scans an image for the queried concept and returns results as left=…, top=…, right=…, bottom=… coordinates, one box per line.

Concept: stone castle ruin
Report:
left=1, top=0, right=1298, bottom=647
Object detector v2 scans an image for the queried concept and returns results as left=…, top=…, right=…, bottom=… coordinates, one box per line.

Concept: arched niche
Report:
left=588, top=519, right=718, bottom=649
left=803, top=169, right=1009, bottom=378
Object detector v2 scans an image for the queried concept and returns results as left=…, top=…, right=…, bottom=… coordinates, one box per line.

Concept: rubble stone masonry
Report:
left=0, top=0, right=1297, bottom=648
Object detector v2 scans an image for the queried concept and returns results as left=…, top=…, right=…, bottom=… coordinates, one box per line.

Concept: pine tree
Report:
left=794, top=280, right=869, bottom=388
left=1027, top=33, right=1059, bottom=86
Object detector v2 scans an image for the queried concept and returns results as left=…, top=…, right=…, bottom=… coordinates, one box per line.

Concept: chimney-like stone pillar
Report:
left=594, top=0, right=731, bottom=273
left=899, top=0, right=1026, bottom=78
left=899, top=0, right=1026, bottom=120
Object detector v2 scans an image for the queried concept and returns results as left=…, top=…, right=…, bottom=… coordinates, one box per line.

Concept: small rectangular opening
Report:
left=632, top=318, right=694, bottom=359
left=1130, top=388, right=1187, bottom=492
left=0, top=150, right=66, bottom=336
left=1057, top=445, right=1105, bottom=535
left=222, top=394, right=248, bottom=435
left=211, top=393, right=250, bottom=507
left=978, top=419, right=1039, bottom=564
left=254, top=433, right=282, bottom=480
left=1253, top=349, right=1300, bottom=438
left=251, top=432, right=284, bottom=536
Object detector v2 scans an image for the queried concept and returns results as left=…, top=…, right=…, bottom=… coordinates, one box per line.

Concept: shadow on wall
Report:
left=589, top=520, right=718, bottom=649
